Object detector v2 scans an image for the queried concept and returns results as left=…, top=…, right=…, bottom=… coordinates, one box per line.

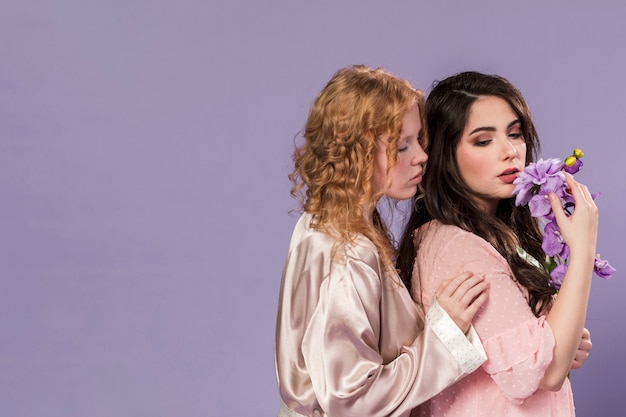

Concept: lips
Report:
left=409, top=171, right=423, bottom=183
left=498, top=168, right=520, bottom=184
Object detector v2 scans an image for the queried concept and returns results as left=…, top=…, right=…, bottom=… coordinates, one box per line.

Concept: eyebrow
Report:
left=468, top=119, right=521, bottom=135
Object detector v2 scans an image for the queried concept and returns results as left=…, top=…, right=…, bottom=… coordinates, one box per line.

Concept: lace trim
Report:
left=278, top=400, right=308, bottom=417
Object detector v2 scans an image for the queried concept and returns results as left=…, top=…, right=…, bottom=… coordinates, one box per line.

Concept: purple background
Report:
left=1, top=1, right=624, bottom=416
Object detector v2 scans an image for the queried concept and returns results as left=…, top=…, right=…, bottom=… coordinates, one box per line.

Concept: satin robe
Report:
left=275, top=213, right=486, bottom=417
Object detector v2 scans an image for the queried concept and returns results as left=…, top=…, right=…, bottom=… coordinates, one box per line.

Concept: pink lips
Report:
left=498, top=168, right=519, bottom=184
left=410, top=172, right=423, bottom=183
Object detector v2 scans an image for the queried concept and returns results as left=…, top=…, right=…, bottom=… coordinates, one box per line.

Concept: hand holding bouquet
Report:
left=512, top=149, right=615, bottom=290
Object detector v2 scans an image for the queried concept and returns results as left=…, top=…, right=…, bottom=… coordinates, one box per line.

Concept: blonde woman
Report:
left=275, top=65, right=489, bottom=417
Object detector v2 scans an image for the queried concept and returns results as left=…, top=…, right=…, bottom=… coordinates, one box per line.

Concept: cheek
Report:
left=456, top=149, right=481, bottom=180
left=395, top=154, right=411, bottom=174
left=519, top=142, right=528, bottom=159
left=372, top=150, right=389, bottom=189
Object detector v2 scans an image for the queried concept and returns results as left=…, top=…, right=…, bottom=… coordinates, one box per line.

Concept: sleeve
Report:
left=435, top=233, right=555, bottom=404
left=426, top=299, right=487, bottom=374
left=301, top=253, right=486, bottom=417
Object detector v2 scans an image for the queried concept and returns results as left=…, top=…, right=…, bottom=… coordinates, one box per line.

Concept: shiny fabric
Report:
left=275, top=213, right=486, bottom=417
left=280, top=399, right=307, bottom=417
left=412, top=221, right=575, bottom=417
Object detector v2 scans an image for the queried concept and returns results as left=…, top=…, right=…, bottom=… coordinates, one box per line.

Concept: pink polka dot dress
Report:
left=411, top=221, right=575, bottom=417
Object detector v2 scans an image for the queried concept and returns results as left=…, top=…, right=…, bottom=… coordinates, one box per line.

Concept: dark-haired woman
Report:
left=397, top=72, right=597, bottom=416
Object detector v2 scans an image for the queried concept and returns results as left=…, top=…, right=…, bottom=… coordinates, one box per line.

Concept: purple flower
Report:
left=542, top=221, right=569, bottom=258
left=594, top=257, right=616, bottom=279
left=512, top=149, right=615, bottom=292
left=529, top=194, right=553, bottom=217
left=513, top=158, right=566, bottom=206
left=563, top=158, right=583, bottom=174
left=550, top=264, right=568, bottom=290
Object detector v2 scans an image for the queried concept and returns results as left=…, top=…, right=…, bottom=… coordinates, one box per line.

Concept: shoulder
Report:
left=291, top=213, right=381, bottom=273
left=417, top=220, right=505, bottom=264
left=417, top=220, right=487, bottom=249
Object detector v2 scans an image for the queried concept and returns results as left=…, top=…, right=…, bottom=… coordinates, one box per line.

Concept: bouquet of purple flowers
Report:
left=512, top=149, right=615, bottom=290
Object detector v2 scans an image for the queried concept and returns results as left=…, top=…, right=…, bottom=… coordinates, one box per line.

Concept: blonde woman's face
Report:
left=373, top=105, right=427, bottom=201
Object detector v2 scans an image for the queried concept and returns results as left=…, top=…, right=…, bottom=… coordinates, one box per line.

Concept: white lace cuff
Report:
left=426, top=298, right=487, bottom=374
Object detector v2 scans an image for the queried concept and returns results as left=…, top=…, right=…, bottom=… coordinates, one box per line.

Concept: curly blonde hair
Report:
left=290, top=65, right=424, bottom=271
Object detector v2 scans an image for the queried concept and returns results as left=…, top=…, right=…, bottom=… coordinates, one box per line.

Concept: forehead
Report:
left=400, top=104, right=422, bottom=135
left=466, top=96, right=517, bottom=127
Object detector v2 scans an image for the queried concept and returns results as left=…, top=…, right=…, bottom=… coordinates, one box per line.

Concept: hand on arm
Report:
left=570, top=327, right=592, bottom=370
left=542, top=174, right=598, bottom=390
left=435, top=272, right=489, bottom=334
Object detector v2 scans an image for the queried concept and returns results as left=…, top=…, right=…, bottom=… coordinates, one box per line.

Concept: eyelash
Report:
left=398, top=130, right=427, bottom=152
left=474, top=132, right=523, bottom=146
left=398, top=135, right=419, bottom=153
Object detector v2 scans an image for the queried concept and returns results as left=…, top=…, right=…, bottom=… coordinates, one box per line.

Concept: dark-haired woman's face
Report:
left=456, top=96, right=526, bottom=214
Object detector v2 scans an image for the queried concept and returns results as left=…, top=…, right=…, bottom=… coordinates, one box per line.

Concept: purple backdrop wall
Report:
left=1, top=1, right=624, bottom=416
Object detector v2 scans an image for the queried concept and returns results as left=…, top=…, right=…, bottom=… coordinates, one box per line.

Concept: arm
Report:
left=415, top=224, right=557, bottom=403
left=541, top=174, right=598, bottom=389
left=302, top=253, right=486, bottom=417
left=462, top=253, right=556, bottom=403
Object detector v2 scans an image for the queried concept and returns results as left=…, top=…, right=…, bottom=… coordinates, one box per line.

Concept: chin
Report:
left=398, top=191, right=418, bottom=201
left=385, top=191, right=415, bottom=201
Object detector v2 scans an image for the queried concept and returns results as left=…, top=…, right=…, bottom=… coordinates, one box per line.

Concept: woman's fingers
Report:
left=565, top=172, right=594, bottom=207
left=436, top=272, right=489, bottom=333
left=437, top=272, right=484, bottom=300
left=436, top=271, right=473, bottom=299
left=550, top=174, right=598, bottom=252
left=462, top=287, right=489, bottom=319
left=571, top=328, right=592, bottom=369
left=581, top=327, right=591, bottom=341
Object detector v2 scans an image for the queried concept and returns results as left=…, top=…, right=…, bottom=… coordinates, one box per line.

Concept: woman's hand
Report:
left=436, top=272, right=489, bottom=334
left=571, top=327, right=592, bottom=369
left=548, top=173, right=598, bottom=258
left=542, top=174, right=597, bottom=389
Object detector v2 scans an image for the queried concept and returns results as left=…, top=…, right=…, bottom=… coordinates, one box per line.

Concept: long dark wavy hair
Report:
left=396, top=71, right=554, bottom=316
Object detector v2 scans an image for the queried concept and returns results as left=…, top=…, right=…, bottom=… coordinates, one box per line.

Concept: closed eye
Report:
left=398, top=135, right=419, bottom=153
left=397, top=138, right=410, bottom=153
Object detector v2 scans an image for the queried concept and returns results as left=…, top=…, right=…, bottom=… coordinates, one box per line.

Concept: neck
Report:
left=363, top=199, right=379, bottom=222
left=471, top=197, right=498, bottom=216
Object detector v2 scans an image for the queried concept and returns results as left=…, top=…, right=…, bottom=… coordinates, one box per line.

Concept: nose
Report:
left=412, top=143, right=428, bottom=165
left=502, top=138, right=520, bottom=159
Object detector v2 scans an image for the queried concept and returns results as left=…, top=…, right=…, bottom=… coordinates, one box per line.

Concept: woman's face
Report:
left=373, top=104, right=428, bottom=201
left=456, top=95, right=527, bottom=214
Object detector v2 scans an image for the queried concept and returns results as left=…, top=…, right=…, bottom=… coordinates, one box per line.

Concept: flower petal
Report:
left=542, top=221, right=565, bottom=257
left=594, top=257, right=616, bottom=279
left=529, top=194, right=552, bottom=217
left=550, top=264, right=568, bottom=290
